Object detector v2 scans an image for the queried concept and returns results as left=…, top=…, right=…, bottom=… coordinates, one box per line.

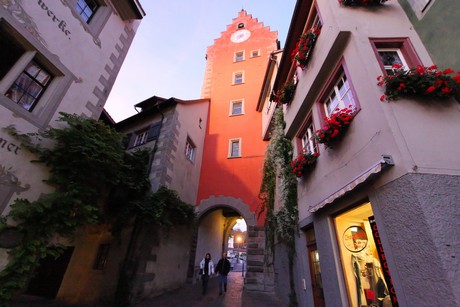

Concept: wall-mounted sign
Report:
left=343, top=226, right=368, bottom=252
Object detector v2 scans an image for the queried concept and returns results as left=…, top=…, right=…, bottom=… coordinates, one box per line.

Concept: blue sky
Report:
left=105, top=1, right=296, bottom=122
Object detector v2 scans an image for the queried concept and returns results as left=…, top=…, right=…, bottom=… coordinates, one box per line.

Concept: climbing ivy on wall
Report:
left=259, top=107, right=299, bottom=306
left=0, top=113, right=195, bottom=304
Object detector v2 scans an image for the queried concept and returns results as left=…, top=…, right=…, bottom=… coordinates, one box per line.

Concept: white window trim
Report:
left=229, top=99, right=244, bottom=116
left=185, top=137, right=196, bottom=163
left=324, top=72, right=356, bottom=117
left=232, top=71, right=244, bottom=85
left=234, top=50, right=245, bottom=62
left=377, top=48, right=409, bottom=74
left=228, top=138, right=242, bottom=158
left=301, top=122, right=318, bottom=155
left=250, top=49, right=260, bottom=58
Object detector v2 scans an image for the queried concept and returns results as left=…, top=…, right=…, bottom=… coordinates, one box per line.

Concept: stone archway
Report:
left=195, top=195, right=256, bottom=227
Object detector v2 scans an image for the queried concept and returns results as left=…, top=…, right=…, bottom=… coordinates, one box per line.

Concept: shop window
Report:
left=334, top=202, right=398, bottom=307
left=233, top=71, right=244, bottom=85
left=370, top=38, right=422, bottom=76
left=234, top=51, right=245, bottom=62
left=185, top=137, right=196, bottom=162
left=230, top=99, right=244, bottom=116
left=228, top=138, right=241, bottom=158
left=93, top=243, right=110, bottom=270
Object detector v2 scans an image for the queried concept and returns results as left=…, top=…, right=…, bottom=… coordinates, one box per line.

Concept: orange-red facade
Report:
left=197, top=10, right=278, bottom=225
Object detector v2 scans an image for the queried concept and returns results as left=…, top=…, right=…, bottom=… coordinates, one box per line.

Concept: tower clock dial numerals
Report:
left=230, top=29, right=251, bottom=43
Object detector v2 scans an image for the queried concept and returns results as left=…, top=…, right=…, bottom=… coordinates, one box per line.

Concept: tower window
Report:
left=237, top=23, right=245, bottom=29
left=234, top=51, right=245, bottom=62
left=228, top=138, right=241, bottom=158
left=233, top=71, right=244, bottom=85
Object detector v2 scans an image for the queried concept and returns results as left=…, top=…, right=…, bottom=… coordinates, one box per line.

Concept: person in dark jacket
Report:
left=215, top=252, right=231, bottom=295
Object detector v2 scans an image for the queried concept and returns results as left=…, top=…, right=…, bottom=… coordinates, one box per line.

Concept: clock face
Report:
left=231, top=29, right=251, bottom=43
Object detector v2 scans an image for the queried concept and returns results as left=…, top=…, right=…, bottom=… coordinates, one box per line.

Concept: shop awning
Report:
left=309, top=155, right=394, bottom=213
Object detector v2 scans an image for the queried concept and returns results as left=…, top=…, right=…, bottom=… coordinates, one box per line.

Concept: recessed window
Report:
left=237, top=23, right=245, bottom=29
left=75, top=0, right=100, bottom=23
left=0, top=20, right=74, bottom=127
left=5, top=61, right=52, bottom=112
left=300, top=118, right=318, bottom=155
left=233, top=71, right=244, bottom=85
left=324, top=71, right=356, bottom=116
left=371, top=38, right=422, bottom=76
left=228, top=138, right=241, bottom=158
left=185, top=137, right=196, bottom=162
left=133, top=129, right=149, bottom=147
left=234, top=51, right=245, bottom=62
left=93, top=243, right=110, bottom=270
left=250, top=50, right=260, bottom=58
left=230, top=100, right=244, bottom=116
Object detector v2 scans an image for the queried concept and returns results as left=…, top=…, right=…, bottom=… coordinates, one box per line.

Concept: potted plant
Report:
left=340, top=0, right=388, bottom=6
left=291, top=151, right=319, bottom=178
left=291, top=27, right=321, bottom=70
left=272, top=78, right=297, bottom=105
left=314, top=107, right=355, bottom=148
left=378, top=64, right=460, bottom=101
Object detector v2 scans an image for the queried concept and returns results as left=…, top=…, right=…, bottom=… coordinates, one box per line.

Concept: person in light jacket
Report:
left=199, top=252, right=214, bottom=295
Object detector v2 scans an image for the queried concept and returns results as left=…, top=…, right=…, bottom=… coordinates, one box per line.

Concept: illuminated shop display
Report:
left=334, top=202, right=398, bottom=307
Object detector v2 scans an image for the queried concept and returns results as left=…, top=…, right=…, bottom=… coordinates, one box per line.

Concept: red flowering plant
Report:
left=291, top=27, right=321, bottom=70
left=339, top=0, right=388, bottom=6
left=314, top=107, right=355, bottom=148
left=271, top=78, right=297, bottom=105
left=378, top=64, right=460, bottom=101
left=290, top=151, right=320, bottom=178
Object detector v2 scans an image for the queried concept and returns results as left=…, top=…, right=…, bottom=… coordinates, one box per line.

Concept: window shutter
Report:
left=147, top=122, right=161, bottom=141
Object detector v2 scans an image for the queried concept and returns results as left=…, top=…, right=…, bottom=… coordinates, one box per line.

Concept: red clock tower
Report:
left=197, top=10, right=278, bottom=226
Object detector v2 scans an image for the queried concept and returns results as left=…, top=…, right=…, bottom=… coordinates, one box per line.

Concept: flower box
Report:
left=340, top=0, right=388, bottom=6
left=272, top=78, right=297, bottom=105
left=291, top=27, right=321, bottom=70
left=378, top=64, right=460, bottom=101
left=291, top=152, right=319, bottom=178
left=314, top=107, right=355, bottom=148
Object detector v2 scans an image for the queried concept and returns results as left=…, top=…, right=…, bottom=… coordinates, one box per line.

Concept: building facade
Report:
left=0, top=0, right=144, bottom=304
left=265, top=0, right=460, bottom=306
left=194, top=10, right=279, bottom=290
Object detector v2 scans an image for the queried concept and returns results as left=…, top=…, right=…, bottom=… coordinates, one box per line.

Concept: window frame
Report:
left=233, top=71, right=244, bottom=85
left=0, top=19, right=75, bottom=128
left=250, top=49, right=260, bottom=58
left=234, top=50, right=245, bottom=62
left=133, top=129, right=149, bottom=147
left=64, top=0, right=111, bottom=39
left=296, top=113, right=318, bottom=156
left=230, top=99, right=244, bottom=116
left=185, top=136, right=196, bottom=163
left=316, top=59, right=360, bottom=121
left=370, top=38, right=422, bottom=76
left=228, top=138, right=242, bottom=158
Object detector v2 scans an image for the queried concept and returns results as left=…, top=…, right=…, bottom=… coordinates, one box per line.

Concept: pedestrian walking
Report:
left=199, top=252, right=214, bottom=295
left=215, top=252, right=231, bottom=295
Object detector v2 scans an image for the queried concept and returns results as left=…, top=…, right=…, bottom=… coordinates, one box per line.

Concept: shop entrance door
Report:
left=306, top=228, right=325, bottom=307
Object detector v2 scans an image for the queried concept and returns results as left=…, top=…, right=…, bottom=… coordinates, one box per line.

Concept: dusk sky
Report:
left=105, top=1, right=296, bottom=122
